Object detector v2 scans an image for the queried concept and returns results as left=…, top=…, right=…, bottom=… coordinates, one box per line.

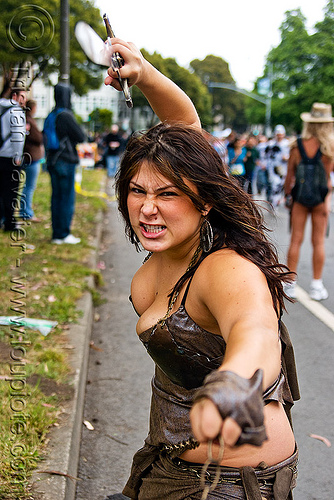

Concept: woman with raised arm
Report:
left=104, top=39, right=300, bottom=500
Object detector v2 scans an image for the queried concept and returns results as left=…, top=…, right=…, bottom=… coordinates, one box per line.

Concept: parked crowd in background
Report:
left=0, top=101, right=324, bottom=230
left=215, top=125, right=294, bottom=208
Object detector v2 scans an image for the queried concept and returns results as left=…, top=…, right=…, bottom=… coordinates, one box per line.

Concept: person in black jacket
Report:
left=104, top=124, right=126, bottom=177
left=45, top=83, right=85, bottom=244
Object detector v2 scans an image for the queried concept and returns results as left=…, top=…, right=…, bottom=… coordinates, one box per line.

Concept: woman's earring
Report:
left=200, top=218, right=213, bottom=253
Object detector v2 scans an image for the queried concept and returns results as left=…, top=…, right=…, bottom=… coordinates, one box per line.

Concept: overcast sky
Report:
left=95, top=0, right=328, bottom=90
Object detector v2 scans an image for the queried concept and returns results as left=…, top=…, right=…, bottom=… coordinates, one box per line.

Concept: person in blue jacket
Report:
left=44, top=83, right=85, bottom=244
left=227, top=135, right=247, bottom=188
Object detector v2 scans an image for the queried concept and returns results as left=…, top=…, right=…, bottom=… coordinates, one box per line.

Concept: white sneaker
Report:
left=63, top=234, right=81, bottom=244
left=284, top=281, right=297, bottom=299
left=51, top=234, right=81, bottom=245
left=309, top=282, right=328, bottom=301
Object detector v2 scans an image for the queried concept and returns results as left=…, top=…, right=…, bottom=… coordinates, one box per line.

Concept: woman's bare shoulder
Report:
left=191, top=250, right=276, bottom=340
left=198, top=248, right=262, bottom=275
left=194, top=249, right=269, bottom=299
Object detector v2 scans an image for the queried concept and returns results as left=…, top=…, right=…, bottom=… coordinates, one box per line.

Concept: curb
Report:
left=31, top=291, right=93, bottom=500
left=31, top=212, right=103, bottom=500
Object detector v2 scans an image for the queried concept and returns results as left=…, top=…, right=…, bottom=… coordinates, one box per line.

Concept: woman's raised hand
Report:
left=104, top=38, right=146, bottom=90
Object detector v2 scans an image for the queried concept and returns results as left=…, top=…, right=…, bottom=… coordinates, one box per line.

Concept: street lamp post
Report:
left=60, top=0, right=70, bottom=83
left=207, top=82, right=272, bottom=136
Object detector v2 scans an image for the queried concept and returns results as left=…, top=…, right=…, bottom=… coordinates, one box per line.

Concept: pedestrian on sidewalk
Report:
left=256, top=134, right=271, bottom=200
left=284, top=103, right=334, bottom=301
left=44, top=83, right=85, bottom=245
left=227, top=134, right=247, bottom=188
left=244, top=133, right=260, bottom=195
left=20, top=99, right=44, bottom=222
left=104, top=124, right=126, bottom=177
left=104, top=38, right=300, bottom=500
left=0, top=84, right=27, bottom=231
left=265, top=125, right=290, bottom=208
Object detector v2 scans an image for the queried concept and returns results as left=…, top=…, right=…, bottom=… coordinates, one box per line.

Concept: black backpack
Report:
left=291, top=138, right=328, bottom=208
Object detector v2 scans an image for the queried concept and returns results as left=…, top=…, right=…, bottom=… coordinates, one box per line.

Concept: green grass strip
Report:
left=0, top=166, right=107, bottom=499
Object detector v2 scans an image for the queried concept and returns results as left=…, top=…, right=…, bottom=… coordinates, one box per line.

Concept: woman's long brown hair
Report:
left=116, top=122, right=294, bottom=317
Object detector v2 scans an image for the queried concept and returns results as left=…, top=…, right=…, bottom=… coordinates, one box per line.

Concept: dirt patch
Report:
left=0, top=340, right=11, bottom=363
left=27, top=374, right=75, bottom=401
left=0, top=341, right=74, bottom=401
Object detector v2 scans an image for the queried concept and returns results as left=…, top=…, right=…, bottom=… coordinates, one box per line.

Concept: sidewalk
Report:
left=31, top=212, right=103, bottom=500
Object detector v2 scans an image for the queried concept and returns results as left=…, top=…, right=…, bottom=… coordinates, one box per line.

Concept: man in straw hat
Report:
left=284, top=102, right=334, bottom=300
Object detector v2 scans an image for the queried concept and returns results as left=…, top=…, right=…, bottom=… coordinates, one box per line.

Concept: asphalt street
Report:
left=75, top=195, right=334, bottom=500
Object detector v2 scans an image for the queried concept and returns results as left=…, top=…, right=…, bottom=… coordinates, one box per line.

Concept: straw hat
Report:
left=300, top=103, right=334, bottom=123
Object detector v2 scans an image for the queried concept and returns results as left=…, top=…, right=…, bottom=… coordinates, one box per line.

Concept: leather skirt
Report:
left=135, top=446, right=298, bottom=500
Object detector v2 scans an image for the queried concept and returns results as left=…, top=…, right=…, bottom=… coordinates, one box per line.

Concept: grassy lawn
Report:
left=0, top=166, right=107, bottom=499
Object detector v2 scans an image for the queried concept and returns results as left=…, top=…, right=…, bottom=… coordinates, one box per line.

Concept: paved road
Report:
left=76, top=197, right=334, bottom=500
left=265, top=203, right=334, bottom=500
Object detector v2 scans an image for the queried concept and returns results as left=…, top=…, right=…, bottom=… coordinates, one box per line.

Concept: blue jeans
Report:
left=106, top=155, right=120, bottom=177
left=256, top=168, right=272, bottom=201
left=48, top=160, right=76, bottom=239
left=0, top=157, right=22, bottom=230
left=20, top=159, right=42, bottom=219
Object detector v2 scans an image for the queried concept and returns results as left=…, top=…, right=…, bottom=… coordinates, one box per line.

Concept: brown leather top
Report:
left=138, top=273, right=289, bottom=390
left=124, top=280, right=300, bottom=499
left=140, top=317, right=293, bottom=450
left=139, top=304, right=226, bottom=390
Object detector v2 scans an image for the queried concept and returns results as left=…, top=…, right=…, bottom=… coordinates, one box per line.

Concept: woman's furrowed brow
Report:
left=129, top=181, right=177, bottom=192
left=155, top=184, right=177, bottom=192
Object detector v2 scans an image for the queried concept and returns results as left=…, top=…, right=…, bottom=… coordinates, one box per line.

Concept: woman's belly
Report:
left=179, top=401, right=295, bottom=468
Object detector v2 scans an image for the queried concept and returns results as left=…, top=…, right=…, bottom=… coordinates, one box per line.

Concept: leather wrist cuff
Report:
left=193, top=369, right=268, bottom=446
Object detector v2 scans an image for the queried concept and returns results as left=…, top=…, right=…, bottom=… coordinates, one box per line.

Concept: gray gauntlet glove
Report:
left=193, top=369, right=267, bottom=446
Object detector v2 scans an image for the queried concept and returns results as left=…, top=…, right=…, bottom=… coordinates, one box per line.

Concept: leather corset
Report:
left=139, top=305, right=226, bottom=390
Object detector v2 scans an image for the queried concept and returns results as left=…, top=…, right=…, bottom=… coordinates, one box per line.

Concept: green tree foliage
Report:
left=0, top=0, right=106, bottom=96
left=245, top=9, right=312, bottom=132
left=310, top=0, right=334, bottom=102
left=88, top=108, right=113, bottom=133
left=269, top=9, right=312, bottom=97
left=248, top=1, right=334, bottom=133
left=190, top=55, right=247, bottom=131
